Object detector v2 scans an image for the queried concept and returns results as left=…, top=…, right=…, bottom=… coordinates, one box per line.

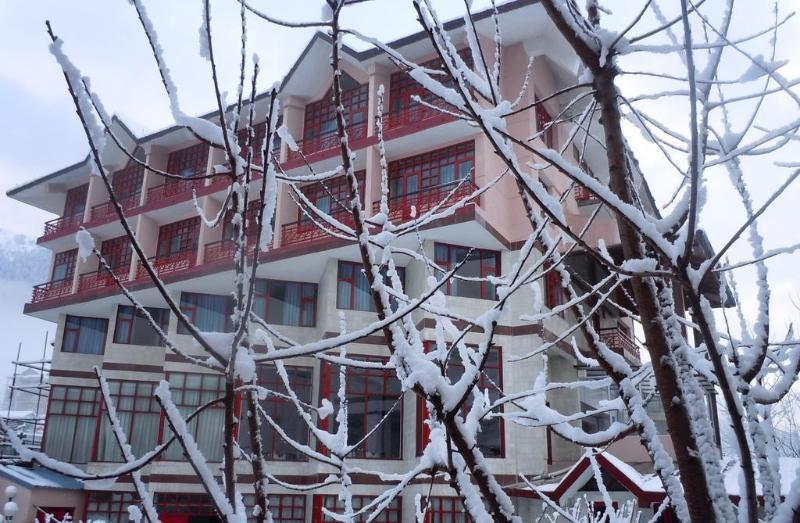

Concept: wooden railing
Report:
left=41, top=213, right=83, bottom=240
left=89, top=194, right=140, bottom=223
left=31, top=279, right=73, bottom=304
left=78, top=266, right=131, bottom=292
left=574, top=184, right=596, bottom=203
left=281, top=211, right=355, bottom=247
left=599, top=327, right=640, bottom=365
left=382, top=98, right=457, bottom=132
left=146, top=179, right=202, bottom=205
left=136, top=249, right=197, bottom=280
left=372, top=179, right=478, bottom=223
left=285, top=121, right=368, bottom=163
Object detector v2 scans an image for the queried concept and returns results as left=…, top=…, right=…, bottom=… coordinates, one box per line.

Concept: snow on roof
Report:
left=1, top=411, right=38, bottom=420
left=0, top=465, right=83, bottom=490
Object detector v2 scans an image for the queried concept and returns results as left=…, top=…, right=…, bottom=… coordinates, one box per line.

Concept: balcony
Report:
left=78, top=266, right=131, bottom=292
left=383, top=99, right=458, bottom=135
left=281, top=212, right=355, bottom=247
left=30, top=279, right=73, bottom=304
left=88, top=194, right=141, bottom=224
left=599, top=327, right=640, bottom=365
left=373, top=180, right=479, bottom=223
left=574, top=184, right=597, bottom=203
left=146, top=179, right=202, bottom=207
left=285, top=122, right=368, bottom=163
left=40, top=213, right=83, bottom=242
left=136, top=249, right=197, bottom=280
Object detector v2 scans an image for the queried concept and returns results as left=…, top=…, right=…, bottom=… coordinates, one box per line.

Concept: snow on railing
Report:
left=30, top=278, right=73, bottom=304
left=41, top=213, right=83, bottom=240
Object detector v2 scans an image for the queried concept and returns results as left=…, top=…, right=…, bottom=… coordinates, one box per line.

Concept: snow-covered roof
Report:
left=0, top=410, right=38, bottom=420
left=0, top=465, right=83, bottom=490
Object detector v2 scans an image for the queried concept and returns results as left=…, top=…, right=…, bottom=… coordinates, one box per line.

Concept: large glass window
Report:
left=320, top=358, right=402, bottom=459
left=416, top=346, right=504, bottom=458
left=179, top=292, right=234, bottom=333
left=434, top=243, right=499, bottom=300
left=253, top=279, right=316, bottom=327
left=63, top=184, right=88, bottom=217
left=62, top=315, right=108, bottom=355
left=422, top=497, right=472, bottom=523
left=113, top=305, right=170, bottom=346
left=303, top=76, right=368, bottom=142
left=44, top=385, right=99, bottom=464
left=388, top=142, right=474, bottom=199
left=336, top=261, right=405, bottom=312
left=85, top=492, right=139, bottom=523
left=100, top=236, right=132, bottom=273
left=268, top=494, right=306, bottom=523
left=314, top=495, right=401, bottom=522
left=111, top=163, right=144, bottom=202
left=156, top=217, right=200, bottom=258
left=96, top=381, right=161, bottom=462
left=51, top=250, right=77, bottom=282
left=167, top=142, right=209, bottom=178
left=299, top=171, right=365, bottom=222
left=239, top=366, right=313, bottom=461
left=161, top=373, right=225, bottom=462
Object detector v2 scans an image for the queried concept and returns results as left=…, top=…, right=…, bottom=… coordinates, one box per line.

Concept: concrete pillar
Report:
left=367, top=63, right=391, bottom=137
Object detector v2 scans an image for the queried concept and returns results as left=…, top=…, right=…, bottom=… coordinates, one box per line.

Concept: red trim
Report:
left=434, top=242, right=500, bottom=300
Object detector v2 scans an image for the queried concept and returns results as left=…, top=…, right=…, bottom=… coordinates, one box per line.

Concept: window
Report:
left=43, top=385, right=99, bottom=464
left=434, top=243, right=499, bottom=300
left=63, top=184, right=88, bottom=217
left=388, top=50, right=473, bottom=116
left=320, top=357, right=402, bottom=459
left=253, top=279, right=317, bottom=327
left=155, top=493, right=217, bottom=519
left=100, top=236, right=132, bottom=273
left=85, top=491, right=139, bottom=523
left=167, top=142, right=209, bottom=178
left=51, top=249, right=77, bottom=282
left=268, top=494, right=306, bottom=523
left=62, top=315, right=108, bottom=355
left=336, top=261, right=405, bottom=312
left=156, top=217, right=200, bottom=258
left=161, top=373, right=226, bottom=461
left=221, top=201, right=262, bottom=244
left=416, top=346, right=504, bottom=458
left=299, top=171, right=365, bottom=222
left=544, top=269, right=564, bottom=310
left=179, top=292, right=234, bottom=333
left=536, top=101, right=556, bottom=148
left=111, top=163, right=144, bottom=202
left=388, top=142, right=474, bottom=199
left=313, top=495, right=401, bottom=523
left=421, top=497, right=472, bottom=523
left=240, top=366, right=313, bottom=461
left=113, top=305, right=170, bottom=346
left=303, top=76, right=368, bottom=142
left=96, top=381, right=161, bottom=462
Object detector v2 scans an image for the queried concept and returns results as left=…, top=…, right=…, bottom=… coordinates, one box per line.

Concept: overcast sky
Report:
left=0, top=1, right=797, bottom=374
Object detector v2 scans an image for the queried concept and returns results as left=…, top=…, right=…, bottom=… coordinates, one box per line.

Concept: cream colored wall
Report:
left=0, top=478, right=84, bottom=523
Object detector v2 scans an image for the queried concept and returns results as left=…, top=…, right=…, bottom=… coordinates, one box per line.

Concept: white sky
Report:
left=0, top=1, right=797, bottom=373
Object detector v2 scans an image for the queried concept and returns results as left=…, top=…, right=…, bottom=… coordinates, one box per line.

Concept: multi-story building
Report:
left=4, top=1, right=721, bottom=521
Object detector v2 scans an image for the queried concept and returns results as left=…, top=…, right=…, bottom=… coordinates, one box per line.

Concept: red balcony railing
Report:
left=281, top=211, right=355, bottom=247
left=383, top=98, right=457, bottom=132
left=373, top=179, right=479, bottom=223
left=89, top=194, right=141, bottom=223
left=31, top=279, right=73, bottom=304
left=41, top=213, right=83, bottom=240
left=574, top=184, right=596, bottom=203
left=146, top=179, right=202, bottom=206
left=78, top=266, right=131, bottom=292
left=204, top=240, right=237, bottom=265
left=285, top=122, right=368, bottom=163
left=136, top=249, right=197, bottom=280
left=599, top=327, right=640, bottom=365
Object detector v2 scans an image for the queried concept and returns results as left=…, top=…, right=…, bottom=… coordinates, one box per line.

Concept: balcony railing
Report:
left=136, top=249, right=197, bottom=280
left=383, top=98, right=457, bottom=132
left=285, top=121, right=368, bottom=163
left=574, top=184, right=596, bottom=203
left=372, top=179, right=479, bottom=223
left=78, top=266, right=131, bottom=292
left=89, top=194, right=141, bottom=223
left=281, top=211, right=355, bottom=247
left=41, top=213, right=83, bottom=240
left=31, top=279, right=73, bottom=304
left=146, top=179, right=202, bottom=206
left=599, top=327, right=640, bottom=365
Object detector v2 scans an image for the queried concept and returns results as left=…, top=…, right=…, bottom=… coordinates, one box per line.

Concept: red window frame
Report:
left=157, top=217, right=200, bottom=258
left=63, top=184, right=88, bottom=217
left=222, top=200, right=262, bottom=244
left=318, top=356, right=403, bottom=459
left=313, top=495, right=401, bottom=523
left=388, top=142, right=474, bottom=199
left=303, top=80, right=368, bottom=142
left=299, top=171, right=365, bottom=222
left=420, top=497, right=472, bottom=523
left=111, top=162, right=145, bottom=201
left=94, top=380, right=161, bottom=462
left=51, top=249, right=77, bottom=282
left=416, top=344, right=504, bottom=458
left=433, top=242, right=499, bottom=300
left=388, top=50, right=473, bottom=115
left=536, top=100, right=556, bottom=149
left=155, top=493, right=217, bottom=517
left=336, top=261, right=406, bottom=312
left=62, top=315, right=108, bottom=355
left=100, top=236, right=132, bottom=272
left=42, top=385, right=100, bottom=464
left=544, top=268, right=564, bottom=310
left=113, top=305, right=170, bottom=346
left=167, top=142, right=209, bottom=178
left=178, top=292, right=234, bottom=334
left=253, top=279, right=317, bottom=327
left=84, top=491, right=139, bottom=523
left=267, top=494, right=306, bottom=523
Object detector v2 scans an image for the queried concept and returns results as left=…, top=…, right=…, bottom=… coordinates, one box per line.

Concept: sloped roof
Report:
left=0, top=465, right=83, bottom=491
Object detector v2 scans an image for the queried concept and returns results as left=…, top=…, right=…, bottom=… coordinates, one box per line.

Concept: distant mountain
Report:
left=0, top=229, right=50, bottom=283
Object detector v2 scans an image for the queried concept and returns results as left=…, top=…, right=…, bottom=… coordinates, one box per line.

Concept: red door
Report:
left=37, top=507, right=74, bottom=523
